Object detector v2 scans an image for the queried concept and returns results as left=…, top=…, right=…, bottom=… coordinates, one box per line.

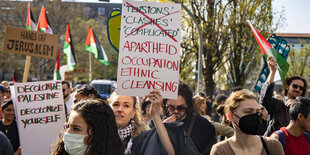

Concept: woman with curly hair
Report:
left=52, top=99, right=123, bottom=155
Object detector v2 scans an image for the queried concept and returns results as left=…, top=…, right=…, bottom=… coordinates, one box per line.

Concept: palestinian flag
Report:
left=86, top=26, right=109, bottom=65
left=26, top=2, right=37, bottom=31
left=248, top=21, right=289, bottom=83
left=55, top=50, right=61, bottom=80
left=37, top=6, right=53, bottom=34
left=64, top=24, right=76, bottom=71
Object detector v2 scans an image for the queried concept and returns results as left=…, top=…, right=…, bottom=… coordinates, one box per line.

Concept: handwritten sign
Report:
left=117, top=0, right=181, bottom=99
left=3, top=26, right=58, bottom=60
left=10, top=81, right=66, bottom=155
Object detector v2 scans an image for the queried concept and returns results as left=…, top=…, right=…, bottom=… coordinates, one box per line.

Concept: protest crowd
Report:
left=0, top=55, right=309, bottom=155
left=1, top=1, right=310, bottom=155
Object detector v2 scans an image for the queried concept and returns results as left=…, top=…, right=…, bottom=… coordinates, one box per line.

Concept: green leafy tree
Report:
left=287, top=43, right=310, bottom=80
left=224, top=0, right=277, bottom=88
left=173, top=0, right=282, bottom=97
left=0, top=0, right=119, bottom=83
left=0, top=0, right=86, bottom=81
left=174, top=0, right=234, bottom=97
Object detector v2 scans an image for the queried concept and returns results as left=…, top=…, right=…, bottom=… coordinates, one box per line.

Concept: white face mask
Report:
left=63, top=132, right=88, bottom=155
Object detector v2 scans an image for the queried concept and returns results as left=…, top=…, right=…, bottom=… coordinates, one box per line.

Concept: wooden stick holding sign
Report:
left=23, top=56, right=31, bottom=82
left=2, top=26, right=58, bottom=82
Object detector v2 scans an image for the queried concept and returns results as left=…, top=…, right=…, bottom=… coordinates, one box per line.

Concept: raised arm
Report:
left=259, top=56, right=278, bottom=114
left=146, top=91, right=175, bottom=155
left=266, top=56, right=277, bottom=84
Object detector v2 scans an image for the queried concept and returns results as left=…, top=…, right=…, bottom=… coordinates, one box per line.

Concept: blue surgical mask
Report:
left=63, top=132, right=88, bottom=155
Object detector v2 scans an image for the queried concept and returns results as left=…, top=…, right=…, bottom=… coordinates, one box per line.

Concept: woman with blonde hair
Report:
left=193, top=95, right=234, bottom=140
left=108, top=92, right=149, bottom=154
left=210, top=89, right=284, bottom=155
left=108, top=91, right=175, bottom=155
left=193, top=95, right=208, bottom=118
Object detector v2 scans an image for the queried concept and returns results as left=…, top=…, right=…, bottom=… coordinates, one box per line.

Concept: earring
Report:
left=227, top=112, right=233, bottom=120
left=130, top=118, right=134, bottom=124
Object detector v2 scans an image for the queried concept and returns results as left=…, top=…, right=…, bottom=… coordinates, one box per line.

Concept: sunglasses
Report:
left=166, top=105, right=187, bottom=112
left=292, top=84, right=304, bottom=91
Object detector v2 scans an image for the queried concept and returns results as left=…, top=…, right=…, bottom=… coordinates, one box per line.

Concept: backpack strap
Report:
left=275, top=130, right=286, bottom=149
left=187, top=113, right=196, bottom=135
left=303, top=132, right=310, bottom=144
left=260, top=136, right=270, bottom=155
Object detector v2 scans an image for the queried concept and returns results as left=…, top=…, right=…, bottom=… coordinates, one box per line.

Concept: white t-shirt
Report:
left=64, top=94, right=73, bottom=115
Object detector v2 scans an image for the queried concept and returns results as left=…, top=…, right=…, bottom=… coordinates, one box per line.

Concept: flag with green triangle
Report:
left=37, top=6, right=53, bottom=34
left=248, top=21, right=290, bottom=83
left=55, top=50, right=61, bottom=80
left=64, top=24, right=76, bottom=71
left=85, top=26, right=109, bottom=65
left=26, top=2, right=37, bottom=31
left=253, top=34, right=290, bottom=91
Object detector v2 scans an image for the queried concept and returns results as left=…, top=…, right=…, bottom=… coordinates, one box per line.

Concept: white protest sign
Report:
left=117, top=0, right=181, bottom=99
left=11, top=81, right=66, bottom=155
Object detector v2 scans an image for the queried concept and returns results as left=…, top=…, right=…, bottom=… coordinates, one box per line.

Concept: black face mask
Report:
left=234, top=113, right=262, bottom=135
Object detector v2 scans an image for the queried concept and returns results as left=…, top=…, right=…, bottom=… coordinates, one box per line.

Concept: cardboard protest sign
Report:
left=117, top=0, right=181, bottom=99
left=3, top=26, right=58, bottom=60
left=10, top=81, right=66, bottom=155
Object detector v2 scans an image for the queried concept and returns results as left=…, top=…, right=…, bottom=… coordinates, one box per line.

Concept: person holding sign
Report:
left=145, top=90, right=175, bottom=155
left=52, top=99, right=123, bottom=155
left=0, top=100, right=21, bottom=155
left=163, top=81, right=216, bottom=154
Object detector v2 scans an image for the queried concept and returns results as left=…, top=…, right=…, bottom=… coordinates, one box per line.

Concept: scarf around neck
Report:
left=118, top=124, right=133, bottom=140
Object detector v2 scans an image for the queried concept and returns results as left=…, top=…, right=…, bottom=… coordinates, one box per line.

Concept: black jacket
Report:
left=132, top=114, right=216, bottom=155
left=183, top=114, right=216, bottom=154
left=0, top=120, right=20, bottom=152
left=259, top=82, right=290, bottom=136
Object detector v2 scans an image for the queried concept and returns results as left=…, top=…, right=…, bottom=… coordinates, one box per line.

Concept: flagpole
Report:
left=89, top=52, right=92, bottom=82
left=103, top=65, right=106, bottom=79
left=23, top=56, right=31, bottom=82
left=251, top=58, right=267, bottom=91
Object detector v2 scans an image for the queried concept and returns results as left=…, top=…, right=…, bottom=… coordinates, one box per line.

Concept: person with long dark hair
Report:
left=72, top=85, right=102, bottom=104
left=52, top=99, right=123, bottom=155
left=260, top=56, right=308, bottom=136
left=163, top=81, right=216, bottom=154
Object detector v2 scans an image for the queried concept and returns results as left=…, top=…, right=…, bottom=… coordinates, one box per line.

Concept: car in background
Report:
left=90, top=80, right=116, bottom=99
